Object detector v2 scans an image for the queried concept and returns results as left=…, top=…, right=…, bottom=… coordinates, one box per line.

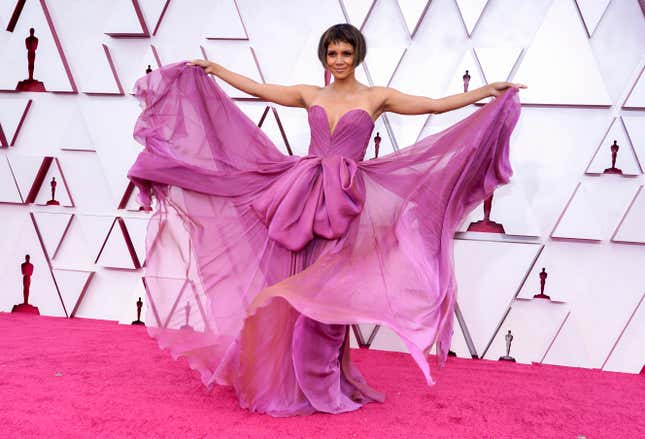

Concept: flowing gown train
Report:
left=127, top=61, right=521, bottom=416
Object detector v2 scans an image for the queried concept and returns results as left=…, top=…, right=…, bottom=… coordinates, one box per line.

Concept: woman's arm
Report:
left=376, top=81, right=526, bottom=115
left=187, top=59, right=318, bottom=108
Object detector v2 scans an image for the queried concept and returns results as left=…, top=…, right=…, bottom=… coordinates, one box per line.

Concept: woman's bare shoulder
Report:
left=367, top=85, right=393, bottom=98
left=293, top=84, right=323, bottom=105
left=294, top=84, right=323, bottom=91
left=366, top=85, right=393, bottom=111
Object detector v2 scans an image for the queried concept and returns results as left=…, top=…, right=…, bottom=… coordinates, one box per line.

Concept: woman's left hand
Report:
left=487, top=81, right=527, bottom=97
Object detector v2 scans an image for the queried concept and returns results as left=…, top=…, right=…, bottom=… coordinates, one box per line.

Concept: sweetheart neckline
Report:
left=308, top=104, right=374, bottom=137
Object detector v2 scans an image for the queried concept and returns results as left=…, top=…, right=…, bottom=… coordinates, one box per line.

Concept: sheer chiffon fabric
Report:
left=127, top=61, right=521, bottom=416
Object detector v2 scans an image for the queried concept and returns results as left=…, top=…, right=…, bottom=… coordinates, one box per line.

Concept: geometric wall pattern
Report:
left=1, top=0, right=643, bottom=374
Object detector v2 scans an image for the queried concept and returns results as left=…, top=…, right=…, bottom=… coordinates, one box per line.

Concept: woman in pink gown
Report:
left=127, top=24, right=524, bottom=416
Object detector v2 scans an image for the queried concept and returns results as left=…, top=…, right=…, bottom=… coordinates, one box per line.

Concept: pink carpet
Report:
left=1, top=312, right=643, bottom=438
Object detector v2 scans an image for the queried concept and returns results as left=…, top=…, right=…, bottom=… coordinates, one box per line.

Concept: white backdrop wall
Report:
left=0, top=0, right=644, bottom=374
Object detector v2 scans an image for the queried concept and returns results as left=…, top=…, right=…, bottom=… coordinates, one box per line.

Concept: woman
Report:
left=128, top=23, right=524, bottom=417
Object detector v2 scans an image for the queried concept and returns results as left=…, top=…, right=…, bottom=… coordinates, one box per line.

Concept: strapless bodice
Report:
left=307, top=105, right=374, bottom=161
left=251, top=105, right=375, bottom=251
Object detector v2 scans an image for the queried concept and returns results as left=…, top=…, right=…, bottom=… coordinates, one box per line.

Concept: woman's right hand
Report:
left=186, top=59, right=214, bottom=74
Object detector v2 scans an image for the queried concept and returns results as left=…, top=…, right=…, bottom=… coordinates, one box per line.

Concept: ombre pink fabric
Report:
left=127, top=60, right=521, bottom=416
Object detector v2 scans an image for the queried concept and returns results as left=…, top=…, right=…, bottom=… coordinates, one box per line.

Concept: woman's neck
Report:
left=329, top=74, right=362, bottom=94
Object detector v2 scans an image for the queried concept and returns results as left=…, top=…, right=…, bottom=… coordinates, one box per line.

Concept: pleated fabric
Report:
left=127, top=60, right=521, bottom=416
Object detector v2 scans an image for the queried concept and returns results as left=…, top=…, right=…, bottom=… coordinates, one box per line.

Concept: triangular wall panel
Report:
left=622, top=114, right=645, bottom=170
left=0, top=97, right=32, bottom=147
left=551, top=180, right=640, bottom=241
left=549, top=183, right=600, bottom=241
left=32, top=158, right=74, bottom=207
left=363, top=47, right=406, bottom=87
left=238, top=103, right=292, bottom=156
left=104, top=0, right=149, bottom=37
left=516, top=262, right=565, bottom=303
left=8, top=155, right=45, bottom=201
left=80, top=44, right=124, bottom=95
left=457, top=181, right=542, bottom=237
left=53, top=268, right=94, bottom=317
left=49, top=214, right=97, bottom=267
left=56, top=151, right=117, bottom=212
left=260, top=107, right=293, bottom=155
left=575, top=0, right=611, bottom=37
left=512, top=0, right=611, bottom=105
left=0, top=212, right=65, bottom=316
left=76, top=214, right=117, bottom=265
left=124, top=46, right=163, bottom=95
left=513, top=241, right=645, bottom=370
left=396, top=0, right=431, bottom=38
left=78, top=97, right=143, bottom=208
left=454, top=239, right=543, bottom=355
left=603, top=294, right=645, bottom=374
left=118, top=180, right=156, bottom=212
left=121, top=217, right=149, bottom=267
left=585, top=118, right=642, bottom=176
left=444, top=50, right=486, bottom=100
left=623, top=67, right=645, bottom=108
left=0, top=0, right=76, bottom=92
left=95, top=217, right=141, bottom=269
left=455, top=0, right=489, bottom=36
left=544, top=290, right=643, bottom=369
left=138, top=0, right=171, bottom=36
left=475, top=47, right=522, bottom=84
left=265, top=104, right=310, bottom=156
left=201, top=44, right=264, bottom=99
left=31, top=211, right=74, bottom=260
left=340, top=0, right=376, bottom=30
left=585, top=119, right=643, bottom=175
left=9, top=156, right=74, bottom=207
left=612, top=185, right=645, bottom=244
left=73, top=270, right=144, bottom=321
left=0, top=157, right=23, bottom=203
left=483, top=300, right=569, bottom=364
left=58, top=103, right=95, bottom=151
left=204, top=0, right=248, bottom=40
left=588, top=0, right=645, bottom=104
left=388, top=0, right=469, bottom=147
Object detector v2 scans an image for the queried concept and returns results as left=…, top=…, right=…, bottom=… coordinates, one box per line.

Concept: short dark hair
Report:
left=317, top=23, right=367, bottom=69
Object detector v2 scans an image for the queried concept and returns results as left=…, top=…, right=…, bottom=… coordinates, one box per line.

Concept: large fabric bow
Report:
left=252, top=155, right=366, bottom=252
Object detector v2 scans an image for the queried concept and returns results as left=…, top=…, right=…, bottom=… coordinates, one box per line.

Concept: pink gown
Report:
left=127, top=60, right=521, bottom=416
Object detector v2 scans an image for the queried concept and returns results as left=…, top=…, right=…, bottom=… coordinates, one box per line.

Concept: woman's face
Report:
left=326, top=40, right=355, bottom=80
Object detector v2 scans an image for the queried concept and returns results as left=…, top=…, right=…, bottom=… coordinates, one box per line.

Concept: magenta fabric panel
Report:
left=127, top=61, right=521, bottom=416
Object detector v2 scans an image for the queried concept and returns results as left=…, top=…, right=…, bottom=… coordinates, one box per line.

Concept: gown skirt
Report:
left=126, top=61, right=521, bottom=416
